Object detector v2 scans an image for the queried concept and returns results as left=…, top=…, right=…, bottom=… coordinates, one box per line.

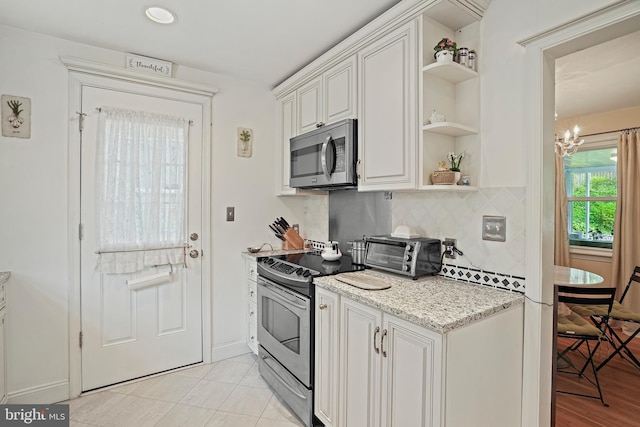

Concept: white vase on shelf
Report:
left=435, top=50, right=454, bottom=63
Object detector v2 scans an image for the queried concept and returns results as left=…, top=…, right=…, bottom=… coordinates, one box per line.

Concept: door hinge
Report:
left=76, top=111, right=86, bottom=132
left=79, top=224, right=84, bottom=240
left=79, top=331, right=83, bottom=348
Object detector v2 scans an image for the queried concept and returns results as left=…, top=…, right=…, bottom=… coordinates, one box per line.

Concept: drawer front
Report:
left=248, top=279, right=257, bottom=303
left=246, top=260, right=258, bottom=282
left=248, top=319, right=258, bottom=353
left=248, top=300, right=257, bottom=324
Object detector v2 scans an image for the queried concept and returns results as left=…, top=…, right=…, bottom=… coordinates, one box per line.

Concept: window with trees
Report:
left=564, top=145, right=617, bottom=249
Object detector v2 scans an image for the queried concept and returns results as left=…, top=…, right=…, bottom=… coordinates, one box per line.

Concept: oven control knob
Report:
left=405, top=255, right=412, bottom=262
left=303, top=270, right=311, bottom=277
left=407, top=245, right=415, bottom=252
left=403, top=265, right=410, bottom=272
left=266, top=258, right=275, bottom=265
left=295, top=268, right=304, bottom=275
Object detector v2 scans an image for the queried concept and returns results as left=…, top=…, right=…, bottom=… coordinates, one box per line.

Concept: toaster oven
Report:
left=364, top=235, right=442, bottom=278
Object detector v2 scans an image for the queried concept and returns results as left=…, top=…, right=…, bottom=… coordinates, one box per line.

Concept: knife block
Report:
left=282, top=228, right=305, bottom=250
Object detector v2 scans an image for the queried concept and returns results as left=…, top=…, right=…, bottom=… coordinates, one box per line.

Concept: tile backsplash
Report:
left=392, top=187, right=526, bottom=292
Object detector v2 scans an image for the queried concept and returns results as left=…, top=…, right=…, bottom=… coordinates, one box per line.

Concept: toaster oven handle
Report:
left=321, top=134, right=335, bottom=181
left=366, top=237, right=408, bottom=247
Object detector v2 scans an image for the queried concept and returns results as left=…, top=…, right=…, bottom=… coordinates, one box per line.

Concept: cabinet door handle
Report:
left=319, top=303, right=328, bottom=310
left=373, top=326, right=380, bottom=354
left=381, top=329, right=388, bottom=358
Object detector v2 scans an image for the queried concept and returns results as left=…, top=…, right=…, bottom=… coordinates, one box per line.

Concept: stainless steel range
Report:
left=256, top=252, right=364, bottom=427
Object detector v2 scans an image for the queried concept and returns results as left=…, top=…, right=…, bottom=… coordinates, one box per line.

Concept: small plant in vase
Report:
left=434, top=37, right=457, bottom=63
left=448, top=150, right=466, bottom=184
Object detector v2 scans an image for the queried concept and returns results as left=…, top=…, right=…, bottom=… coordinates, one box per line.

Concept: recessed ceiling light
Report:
left=145, top=6, right=176, bottom=24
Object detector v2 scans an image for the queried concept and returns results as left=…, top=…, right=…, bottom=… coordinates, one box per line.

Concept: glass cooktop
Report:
left=270, top=251, right=366, bottom=277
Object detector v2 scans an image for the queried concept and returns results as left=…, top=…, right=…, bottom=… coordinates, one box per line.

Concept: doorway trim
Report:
left=63, top=57, right=217, bottom=399
left=517, top=3, right=640, bottom=426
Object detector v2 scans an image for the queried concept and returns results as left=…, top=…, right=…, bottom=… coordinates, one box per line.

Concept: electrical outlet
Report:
left=444, top=238, right=457, bottom=259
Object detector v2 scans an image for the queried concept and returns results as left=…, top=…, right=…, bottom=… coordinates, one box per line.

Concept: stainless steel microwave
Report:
left=364, top=235, right=442, bottom=278
left=290, top=118, right=357, bottom=189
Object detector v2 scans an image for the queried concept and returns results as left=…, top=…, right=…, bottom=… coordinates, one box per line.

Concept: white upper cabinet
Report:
left=357, top=20, right=418, bottom=191
left=276, top=92, right=297, bottom=195
left=272, top=0, right=491, bottom=194
left=298, top=77, right=323, bottom=134
left=298, top=55, right=357, bottom=134
left=324, top=56, right=357, bottom=126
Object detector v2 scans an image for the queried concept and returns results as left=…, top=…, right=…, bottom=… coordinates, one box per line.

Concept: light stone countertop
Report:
left=0, top=271, right=10, bottom=286
left=314, top=269, right=524, bottom=334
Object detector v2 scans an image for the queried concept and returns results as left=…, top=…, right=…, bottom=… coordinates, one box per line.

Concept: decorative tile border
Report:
left=440, top=264, right=526, bottom=293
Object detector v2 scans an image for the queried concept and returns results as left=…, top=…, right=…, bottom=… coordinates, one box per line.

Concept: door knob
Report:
left=189, top=249, right=200, bottom=259
left=190, top=233, right=199, bottom=241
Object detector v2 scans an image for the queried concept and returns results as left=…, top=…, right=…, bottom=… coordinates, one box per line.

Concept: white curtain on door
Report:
left=95, top=107, right=189, bottom=273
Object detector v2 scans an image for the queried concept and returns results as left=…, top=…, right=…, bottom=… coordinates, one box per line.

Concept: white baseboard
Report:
left=9, top=380, right=70, bottom=404
left=211, top=340, right=251, bottom=362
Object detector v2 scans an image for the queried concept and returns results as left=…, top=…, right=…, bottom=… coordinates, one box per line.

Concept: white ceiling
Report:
left=555, top=29, right=640, bottom=119
left=0, top=0, right=638, bottom=117
left=0, top=0, right=401, bottom=87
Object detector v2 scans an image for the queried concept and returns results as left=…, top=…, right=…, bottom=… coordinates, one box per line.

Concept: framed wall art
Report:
left=2, top=94, right=31, bottom=138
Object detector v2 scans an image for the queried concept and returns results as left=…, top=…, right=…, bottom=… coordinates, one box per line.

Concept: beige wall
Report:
left=556, top=105, right=640, bottom=136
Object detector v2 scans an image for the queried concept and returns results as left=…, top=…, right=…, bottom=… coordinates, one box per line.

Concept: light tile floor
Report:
left=66, top=353, right=305, bottom=427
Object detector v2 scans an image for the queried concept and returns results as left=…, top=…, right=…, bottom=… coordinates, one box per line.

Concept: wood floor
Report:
left=555, top=330, right=640, bottom=426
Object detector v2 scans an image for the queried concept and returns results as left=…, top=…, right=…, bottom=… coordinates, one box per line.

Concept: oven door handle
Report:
left=261, top=282, right=308, bottom=310
left=261, top=355, right=308, bottom=400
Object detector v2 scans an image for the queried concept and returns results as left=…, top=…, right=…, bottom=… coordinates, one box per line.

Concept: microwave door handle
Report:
left=321, top=134, right=335, bottom=181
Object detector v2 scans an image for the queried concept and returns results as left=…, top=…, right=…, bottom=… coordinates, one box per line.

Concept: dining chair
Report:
left=568, top=266, right=640, bottom=372
left=556, top=285, right=616, bottom=406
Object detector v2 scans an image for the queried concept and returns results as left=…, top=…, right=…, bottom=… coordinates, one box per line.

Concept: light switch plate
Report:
left=226, top=207, right=235, bottom=222
left=482, top=215, right=506, bottom=242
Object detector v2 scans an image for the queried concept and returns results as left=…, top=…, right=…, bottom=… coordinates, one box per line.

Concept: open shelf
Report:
left=422, top=122, right=477, bottom=136
left=422, top=62, right=478, bottom=84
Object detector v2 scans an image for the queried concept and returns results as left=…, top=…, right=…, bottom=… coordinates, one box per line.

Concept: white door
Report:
left=80, top=84, right=204, bottom=391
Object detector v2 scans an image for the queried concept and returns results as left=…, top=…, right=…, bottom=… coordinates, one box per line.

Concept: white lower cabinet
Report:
left=0, top=280, right=7, bottom=404
left=339, top=296, right=441, bottom=427
left=314, top=287, right=341, bottom=426
left=315, top=288, right=524, bottom=427
left=245, top=257, right=258, bottom=354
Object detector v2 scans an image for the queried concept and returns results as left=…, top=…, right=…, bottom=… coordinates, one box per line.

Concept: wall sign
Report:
left=2, top=94, right=31, bottom=138
left=126, top=53, right=173, bottom=76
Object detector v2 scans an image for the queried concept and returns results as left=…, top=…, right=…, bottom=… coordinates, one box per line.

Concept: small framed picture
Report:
left=237, top=127, right=253, bottom=158
left=2, top=95, right=31, bottom=138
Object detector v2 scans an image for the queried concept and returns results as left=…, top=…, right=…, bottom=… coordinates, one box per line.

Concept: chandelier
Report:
left=555, top=125, right=584, bottom=157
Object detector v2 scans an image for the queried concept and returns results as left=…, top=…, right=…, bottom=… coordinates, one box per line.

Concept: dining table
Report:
left=554, top=265, right=604, bottom=286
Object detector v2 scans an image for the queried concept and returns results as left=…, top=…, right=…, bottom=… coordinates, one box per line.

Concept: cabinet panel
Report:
left=245, top=257, right=259, bottom=354
left=324, top=56, right=357, bottom=125
left=298, top=78, right=323, bottom=133
left=358, top=21, right=417, bottom=191
left=380, top=314, right=442, bottom=427
left=276, top=92, right=297, bottom=195
left=339, top=298, right=381, bottom=427
left=0, top=308, right=6, bottom=404
left=314, top=288, right=340, bottom=427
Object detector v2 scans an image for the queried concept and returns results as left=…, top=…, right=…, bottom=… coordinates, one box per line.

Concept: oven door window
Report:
left=261, top=295, right=301, bottom=354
